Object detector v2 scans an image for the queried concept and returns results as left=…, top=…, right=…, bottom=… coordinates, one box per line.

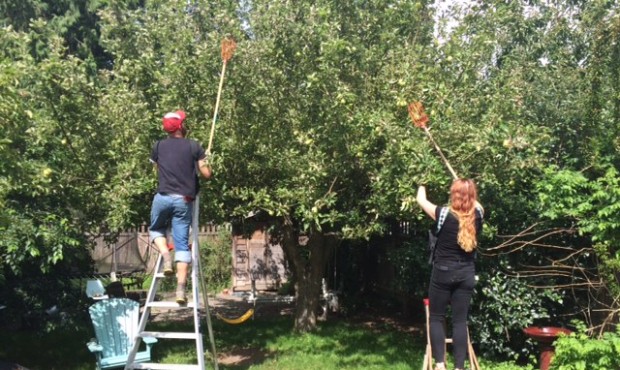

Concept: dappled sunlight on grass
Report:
left=211, top=317, right=422, bottom=369
left=0, top=313, right=528, bottom=369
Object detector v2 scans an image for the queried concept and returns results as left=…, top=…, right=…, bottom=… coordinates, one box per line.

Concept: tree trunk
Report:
left=294, top=266, right=321, bottom=332
left=279, top=221, right=335, bottom=332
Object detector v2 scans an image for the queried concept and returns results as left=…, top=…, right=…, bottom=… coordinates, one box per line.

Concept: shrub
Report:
left=387, top=236, right=432, bottom=300
left=471, top=271, right=563, bottom=360
left=199, top=227, right=233, bottom=293
left=550, top=321, right=620, bottom=370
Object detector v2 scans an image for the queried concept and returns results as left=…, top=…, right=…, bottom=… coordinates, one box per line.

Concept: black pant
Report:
left=429, top=261, right=476, bottom=369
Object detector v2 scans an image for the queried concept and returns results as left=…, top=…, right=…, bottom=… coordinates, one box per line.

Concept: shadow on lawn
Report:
left=149, top=297, right=296, bottom=369
left=207, top=298, right=426, bottom=369
left=0, top=325, right=93, bottom=370
left=212, top=296, right=425, bottom=369
left=0, top=297, right=427, bottom=370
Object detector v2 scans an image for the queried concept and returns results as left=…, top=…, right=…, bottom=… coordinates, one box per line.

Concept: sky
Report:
left=432, top=0, right=476, bottom=43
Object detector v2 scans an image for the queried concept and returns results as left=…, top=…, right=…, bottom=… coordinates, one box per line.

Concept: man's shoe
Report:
left=163, top=260, right=174, bottom=277
left=175, top=289, right=187, bottom=305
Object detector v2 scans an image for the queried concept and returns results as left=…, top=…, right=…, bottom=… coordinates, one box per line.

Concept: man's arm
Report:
left=198, top=158, right=212, bottom=179
left=151, top=160, right=158, bottom=172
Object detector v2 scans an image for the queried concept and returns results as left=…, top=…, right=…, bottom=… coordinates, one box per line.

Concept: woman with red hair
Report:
left=416, top=179, right=484, bottom=370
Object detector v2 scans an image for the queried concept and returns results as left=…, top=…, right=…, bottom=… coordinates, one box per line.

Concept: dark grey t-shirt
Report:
left=150, top=137, right=205, bottom=198
left=434, top=206, right=483, bottom=263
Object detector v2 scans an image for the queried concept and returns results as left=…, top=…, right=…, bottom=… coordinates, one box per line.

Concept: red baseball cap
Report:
left=162, top=110, right=186, bottom=133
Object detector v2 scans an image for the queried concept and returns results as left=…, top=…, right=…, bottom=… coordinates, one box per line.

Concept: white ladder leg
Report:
left=125, top=194, right=219, bottom=370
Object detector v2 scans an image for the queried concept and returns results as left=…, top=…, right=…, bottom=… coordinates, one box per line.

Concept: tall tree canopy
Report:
left=219, top=0, right=437, bottom=331
left=99, top=0, right=439, bottom=331
left=0, top=0, right=112, bottom=67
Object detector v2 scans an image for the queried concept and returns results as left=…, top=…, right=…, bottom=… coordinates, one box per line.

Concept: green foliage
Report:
left=551, top=321, right=620, bottom=370
left=434, top=0, right=619, bottom=350
left=200, top=227, right=233, bottom=293
left=471, top=271, right=562, bottom=360
left=386, top=236, right=431, bottom=299
left=0, top=18, right=112, bottom=332
left=537, top=164, right=620, bottom=298
left=97, top=0, right=238, bottom=227
left=0, top=25, right=108, bottom=275
left=0, top=0, right=110, bottom=67
left=218, top=0, right=437, bottom=237
left=538, top=165, right=620, bottom=244
left=204, top=0, right=439, bottom=330
left=484, top=362, right=534, bottom=370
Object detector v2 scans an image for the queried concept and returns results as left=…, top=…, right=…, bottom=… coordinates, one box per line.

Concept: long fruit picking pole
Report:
left=423, top=127, right=458, bottom=180
left=408, top=101, right=459, bottom=180
left=207, top=37, right=237, bottom=154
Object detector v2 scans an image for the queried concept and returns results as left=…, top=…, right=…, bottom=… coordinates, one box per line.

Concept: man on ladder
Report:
left=124, top=110, right=218, bottom=370
left=149, top=110, right=212, bottom=304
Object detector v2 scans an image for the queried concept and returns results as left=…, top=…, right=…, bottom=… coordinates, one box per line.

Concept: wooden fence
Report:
left=92, top=221, right=414, bottom=293
left=91, top=224, right=229, bottom=275
left=91, top=223, right=288, bottom=292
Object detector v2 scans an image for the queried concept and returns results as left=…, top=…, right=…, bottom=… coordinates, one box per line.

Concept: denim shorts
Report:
left=149, top=193, right=193, bottom=263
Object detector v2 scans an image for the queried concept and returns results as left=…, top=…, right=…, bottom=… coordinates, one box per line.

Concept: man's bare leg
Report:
left=153, top=236, right=174, bottom=276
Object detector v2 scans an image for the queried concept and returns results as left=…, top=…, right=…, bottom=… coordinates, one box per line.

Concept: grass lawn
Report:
left=0, top=307, right=530, bottom=369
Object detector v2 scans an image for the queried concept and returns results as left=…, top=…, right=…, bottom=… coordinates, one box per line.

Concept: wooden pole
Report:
left=423, top=127, right=458, bottom=180
left=207, top=37, right=237, bottom=154
left=207, top=61, right=227, bottom=153
left=407, top=101, right=459, bottom=180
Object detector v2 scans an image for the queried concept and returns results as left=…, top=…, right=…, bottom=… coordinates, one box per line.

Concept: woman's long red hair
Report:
left=449, top=179, right=478, bottom=252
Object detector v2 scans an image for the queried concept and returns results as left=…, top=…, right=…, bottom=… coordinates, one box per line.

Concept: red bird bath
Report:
left=523, top=326, right=572, bottom=370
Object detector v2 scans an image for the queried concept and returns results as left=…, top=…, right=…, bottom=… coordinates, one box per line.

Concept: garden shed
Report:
left=231, top=222, right=289, bottom=292
left=92, top=223, right=289, bottom=293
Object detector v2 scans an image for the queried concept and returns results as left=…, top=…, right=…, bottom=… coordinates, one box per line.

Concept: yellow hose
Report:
left=216, top=308, right=254, bottom=324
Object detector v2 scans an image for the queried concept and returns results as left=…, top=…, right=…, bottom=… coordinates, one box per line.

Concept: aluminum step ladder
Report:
left=124, top=195, right=218, bottom=370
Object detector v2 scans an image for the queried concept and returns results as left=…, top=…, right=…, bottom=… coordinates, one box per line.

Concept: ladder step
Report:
left=147, top=301, right=198, bottom=309
left=125, top=235, right=215, bottom=370
left=128, top=363, right=201, bottom=370
left=140, top=331, right=201, bottom=340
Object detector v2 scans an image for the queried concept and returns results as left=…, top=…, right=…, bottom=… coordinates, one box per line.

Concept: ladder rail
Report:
left=191, top=194, right=218, bottom=369
left=124, top=254, right=162, bottom=369
left=422, top=298, right=480, bottom=370
left=124, top=194, right=219, bottom=370
left=197, top=251, right=218, bottom=368
left=190, top=200, right=206, bottom=370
